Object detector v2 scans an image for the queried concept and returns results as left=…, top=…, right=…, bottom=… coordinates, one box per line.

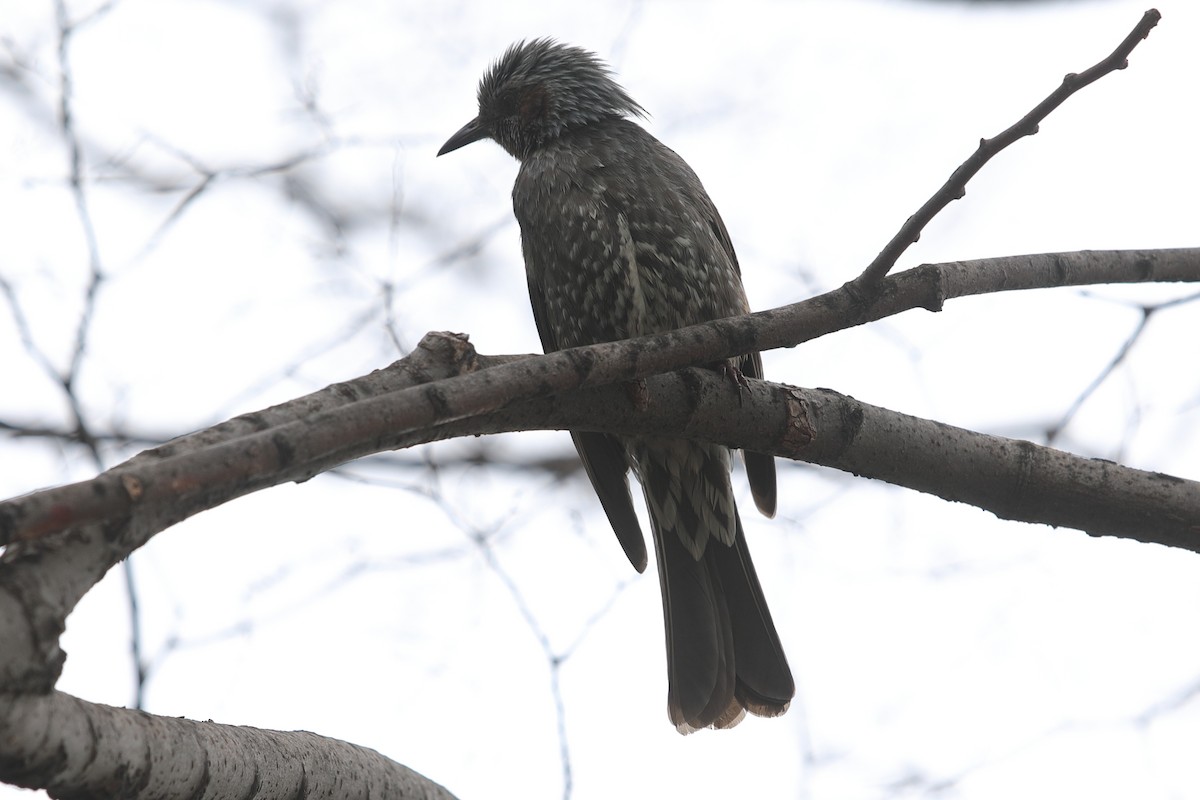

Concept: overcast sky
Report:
left=2, top=1, right=1199, bottom=798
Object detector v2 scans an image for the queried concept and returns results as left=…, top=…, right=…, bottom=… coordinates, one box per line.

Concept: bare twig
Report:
left=851, top=8, right=1162, bottom=295
left=54, top=0, right=153, bottom=711
left=1046, top=290, right=1200, bottom=444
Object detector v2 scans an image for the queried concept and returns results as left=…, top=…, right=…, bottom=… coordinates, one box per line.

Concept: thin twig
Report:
left=55, top=0, right=150, bottom=713
left=851, top=8, right=1162, bottom=295
left=1044, top=289, right=1200, bottom=445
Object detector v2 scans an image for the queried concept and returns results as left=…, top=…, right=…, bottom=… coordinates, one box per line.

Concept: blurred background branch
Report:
left=1, top=2, right=1198, bottom=799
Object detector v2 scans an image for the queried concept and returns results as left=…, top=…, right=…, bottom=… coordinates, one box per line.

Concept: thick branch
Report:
left=1, top=250, right=1197, bottom=556
left=449, top=372, right=1200, bottom=553
left=0, top=690, right=457, bottom=800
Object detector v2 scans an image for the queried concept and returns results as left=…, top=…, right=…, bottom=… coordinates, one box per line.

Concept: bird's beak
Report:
left=437, top=117, right=489, bottom=156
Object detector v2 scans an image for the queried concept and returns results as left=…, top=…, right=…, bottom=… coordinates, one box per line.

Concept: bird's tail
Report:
left=637, top=439, right=794, bottom=733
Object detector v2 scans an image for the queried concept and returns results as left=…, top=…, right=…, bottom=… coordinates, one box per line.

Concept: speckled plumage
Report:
left=439, top=39, right=793, bottom=733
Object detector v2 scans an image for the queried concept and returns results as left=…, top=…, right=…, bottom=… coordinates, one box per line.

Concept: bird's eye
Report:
left=490, top=88, right=521, bottom=118
left=518, top=86, right=549, bottom=123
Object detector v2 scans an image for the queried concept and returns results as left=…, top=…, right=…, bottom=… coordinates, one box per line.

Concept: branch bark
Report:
left=4, top=249, right=1196, bottom=555
left=0, top=690, right=456, bottom=799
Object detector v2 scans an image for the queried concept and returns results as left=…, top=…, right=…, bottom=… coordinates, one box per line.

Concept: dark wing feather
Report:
left=740, top=351, right=777, bottom=518
left=526, top=271, right=648, bottom=573
left=704, top=179, right=777, bottom=519
left=570, top=431, right=646, bottom=572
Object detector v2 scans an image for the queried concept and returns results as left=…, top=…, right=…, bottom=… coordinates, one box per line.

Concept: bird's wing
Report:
left=740, top=350, right=777, bottom=518
left=691, top=172, right=778, bottom=519
left=571, top=430, right=647, bottom=573
left=526, top=270, right=649, bottom=573
left=705, top=207, right=745, bottom=281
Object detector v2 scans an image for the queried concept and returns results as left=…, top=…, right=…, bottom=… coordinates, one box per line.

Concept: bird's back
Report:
left=514, top=117, right=752, bottom=352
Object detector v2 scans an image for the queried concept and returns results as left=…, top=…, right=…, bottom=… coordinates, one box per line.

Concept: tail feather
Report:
left=713, top=515, right=794, bottom=716
left=652, top=509, right=737, bottom=731
left=639, top=439, right=793, bottom=733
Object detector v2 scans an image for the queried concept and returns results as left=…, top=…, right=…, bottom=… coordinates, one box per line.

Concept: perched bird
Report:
left=438, top=39, right=793, bottom=733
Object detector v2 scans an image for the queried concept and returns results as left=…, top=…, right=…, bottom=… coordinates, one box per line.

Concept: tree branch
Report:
left=851, top=9, right=1161, bottom=293
left=0, top=690, right=458, bottom=799
left=2, top=249, right=1196, bottom=557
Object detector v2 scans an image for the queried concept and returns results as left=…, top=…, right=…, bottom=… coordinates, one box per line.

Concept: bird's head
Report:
left=437, top=38, right=647, bottom=161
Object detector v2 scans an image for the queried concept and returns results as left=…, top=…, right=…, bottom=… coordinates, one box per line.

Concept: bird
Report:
left=437, top=38, right=793, bottom=733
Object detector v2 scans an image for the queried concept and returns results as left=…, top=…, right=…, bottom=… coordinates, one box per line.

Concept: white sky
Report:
left=2, top=0, right=1199, bottom=798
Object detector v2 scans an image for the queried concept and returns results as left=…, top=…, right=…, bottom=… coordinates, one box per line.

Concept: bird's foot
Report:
left=715, top=361, right=750, bottom=407
left=624, top=377, right=651, bottom=411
